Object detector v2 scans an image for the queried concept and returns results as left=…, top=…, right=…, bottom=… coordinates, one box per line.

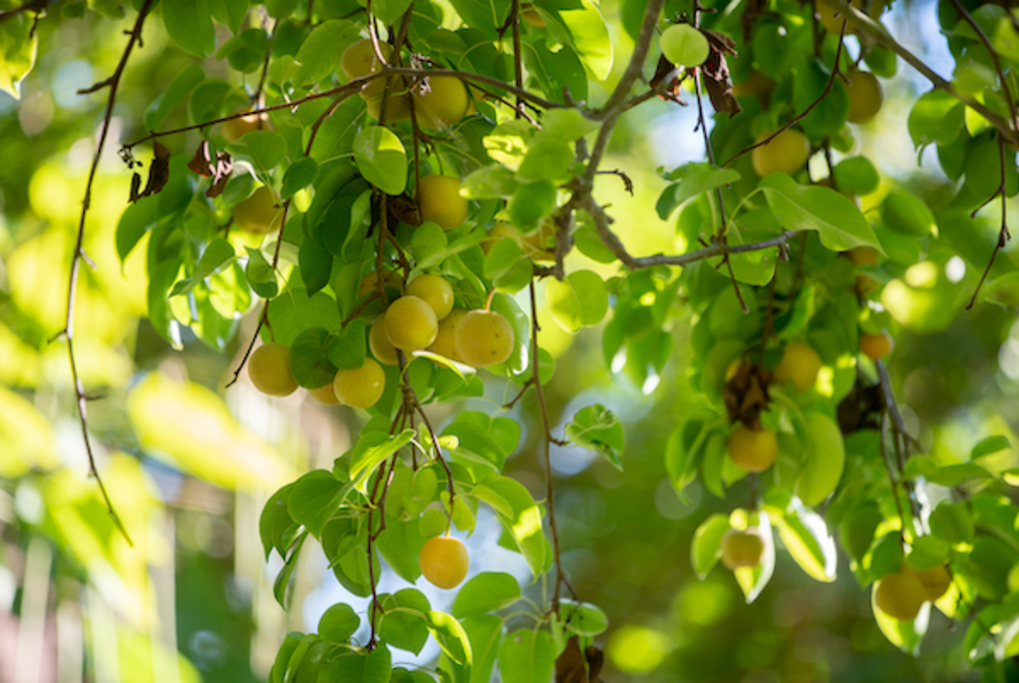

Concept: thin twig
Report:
left=878, top=412, right=909, bottom=553
left=251, top=19, right=277, bottom=104
left=967, top=137, right=1011, bottom=309
left=0, top=0, right=47, bottom=22
left=511, top=0, right=524, bottom=118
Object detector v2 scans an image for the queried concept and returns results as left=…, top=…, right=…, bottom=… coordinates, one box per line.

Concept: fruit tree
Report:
left=2, top=0, right=1019, bottom=681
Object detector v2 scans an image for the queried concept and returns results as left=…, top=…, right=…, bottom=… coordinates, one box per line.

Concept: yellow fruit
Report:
left=249, top=343, right=298, bottom=397
left=752, top=128, right=811, bottom=178
left=222, top=110, right=269, bottom=141
left=232, top=186, right=283, bottom=234
left=413, top=75, right=470, bottom=130
left=874, top=571, right=926, bottom=621
left=816, top=0, right=861, bottom=35
left=454, top=309, right=515, bottom=367
left=772, top=342, right=822, bottom=393
left=908, top=564, right=951, bottom=602
left=332, top=358, right=386, bottom=409
left=406, top=274, right=455, bottom=321
left=428, top=308, right=468, bottom=362
left=308, top=381, right=341, bottom=405
left=420, top=535, right=469, bottom=589
left=340, top=39, right=393, bottom=99
left=720, top=528, right=766, bottom=569
left=727, top=424, right=778, bottom=473
left=847, top=247, right=880, bottom=267
left=370, top=314, right=399, bottom=365
left=846, top=71, right=883, bottom=124
left=417, top=175, right=468, bottom=230
left=860, top=332, right=893, bottom=361
left=521, top=220, right=558, bottom=261
left=358, top=269, right=403, bottom=298
left=481, top=222, right=520, bottom=255
left=366, top=91, right=412, bottom=123
left=385, top=296, right=439, bottom=352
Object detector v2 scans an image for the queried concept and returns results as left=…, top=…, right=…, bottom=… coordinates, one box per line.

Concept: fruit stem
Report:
left=484, top=288, right=496, bottom=312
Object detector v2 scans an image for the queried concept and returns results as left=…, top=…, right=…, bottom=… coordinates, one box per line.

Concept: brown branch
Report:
left=949, top=0, right=1018, bottom=133
left=511, top=0, right=524, bottom=118
left=878, top=412, right=910, bottom=553
left=60, top=0, right=155, bottom=546
left=875, top=359, right=920, bottom=450
left=251, top=19, right=277, bottom=105
left=0, top=0, right=48, bottom=22
left=967, top=137, right=1011, bottom=309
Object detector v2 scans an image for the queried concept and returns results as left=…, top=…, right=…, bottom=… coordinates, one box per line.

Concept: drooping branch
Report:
left=58, top=0, right=155, bottom=545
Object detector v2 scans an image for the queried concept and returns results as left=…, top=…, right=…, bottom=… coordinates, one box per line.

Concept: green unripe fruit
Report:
left=340, top=39, right=393, bottom=99
left=370, top=313, right=399, bottom=365
left=232, top=187, right=283, bottom=234
left=880, top=190, right=935, bottom=237
left=385, top=296, right=439, bottom=352
left=772, top=342, right=822, bottom=393
left=417, top=175, right=468, bottom=230
left=248, top=343, right=298, bottom=397
left=727, top=424, right=778, bottom=473
left=660, top=24, right=710, bottom=68
left=846, top=71, right=883, bottom=124
left=406, top=274, right=455, bottom=321
left=874, top=571, right=926, bottom=622
left=720, top=528, right=766, bottom=569
left=332, top=358, right=386, bottom=409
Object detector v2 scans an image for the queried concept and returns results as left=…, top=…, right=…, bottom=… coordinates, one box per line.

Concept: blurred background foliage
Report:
left=0, top=0, right=1017, bottom=681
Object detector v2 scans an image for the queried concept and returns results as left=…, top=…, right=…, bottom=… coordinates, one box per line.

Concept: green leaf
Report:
left=972, top=435, right=1012, bottom=459
left=170, top=239, right=236, bottom=296
left=979, top=272, right=1019, bottom=308
left=880, top=190, right=934, bottom=237
left=376, top=519, right=427, bottom=583
left=349, top=429, right=416, bottom=492
left=483, top=239, right=532, bottom=294
left=427, top=611, right=472, bottom=666
left=227, top=130, right=288, bottom=174
left=770, top=502, right=837, bottom=583
left=217, top=29, right=269, bottom=73
left=794, top=59, right=849, bottom=139
left=144, top=64, right=204, bottom=130
left=354, top=126, right=407, bottom=196
left=507, top=180, right=556, bottom=233
left=472, top=475, right=545, bottom=579
left=452, top=573, right=521, bottom=618
left=905, top=536, right=950, bottom=571
left=293, top=19, right=361, bottom=87
left=163, top=0, right=216, bottom=58
left=329, top=644, right=392, bottom=682
left=0, top=10, right=37, bottom=99
left=516, top=139, right=574, bottom=183
left=498, top=629, right=554, bottom=683
left=732, top=513, right=777, bottom=604
left=537, top=109, right=599, bottom=141
left=266, top=0, right=301, bottom=18
left=908, top=89, right=964, bottom=148
left=929, top=501, right=974, bottom=545
left=298, top=236, right=332, bottom=297
left=657, top=163, right=741, bottom=219
left=559, top=0, right=614, bottom=79
left=371, top=0, right=414, bottom=24
left=117, top=196, right=162, bottom=262
left=325, top=319, right=368, bottom=371
left=459, top=616, right=502, bottom=683
left=319, top=603, right=360, bottom=643
left=379, top=589, right=431, bottom=654
left=759, top=173, right=882, bottom=252
left=244, top=247, right=278, bottom=298
left=443, top=412, right=518, bottom=472
left=795, top=413, right=845, bottom=507
left=209, top=0, right=248, bottom=34
left=260, top=483, right=296, bottom=559
left=832, top=156, right=880, bottom=196
left=564, top=404, right=625, bottom=470
left=266, top=287, right=342, bottom=346
left=545, top=270, right=608, bottom=333
left=287, top=470, right=352, bottom=537
left=559, top=599, right=608, bottom=636
left=691, top=513, right=729, bottom=579
left=282, top=158, right=319, bottom=199
left=290, top=327, right=340, bottom=389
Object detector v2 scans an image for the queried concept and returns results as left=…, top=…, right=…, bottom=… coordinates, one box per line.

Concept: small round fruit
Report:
left=222, top=110, right=269, bottom=141
left=341, top=39, right=393, bottom=99
left=370, top=314, right=399, bottom=365
left=385, top=296, right=439, bottom=352
left=733, top=70, right=776, bottom=107
left=417, top=175, right=468, bottom=230
left=420, top=535, right=469, bottom=589
left=660, top=23, right=710, bottom=68
left=874, top=571, right=926, bottom=621
left=249, top=343, right=298, bottom=397
left=232, top=187, right=283, bottom=234
left=727, top=424, right=778, bottom=473
left=816, top=0, right=860, bottom=35
left=366, top=91, right=412, bottom=123
left=846, top=71, right=883, bottom=124
left=720, top=528, right=766, bottom=569
left=412, top=75, right=470, bottom=130
left=428, top=308, right=468, bottom=362
left=406, top=274, right=455, bottom=321
left=454, top=309, right=515, bottom=367
left=772, top=342, right=822, bottom=393
left=520, top=220, right=558, bottom=261
left=308, top=381, right=341, bottom=405
left=752, top=128, right=811, bottom=178
left=481, top=222, right=520, bottom=255
left=333, top=358, right=386, bottom=409
left=909, top=564, right=951, bottom=602
left=847, top=247, right=880, bottom=267
left=860, top=332, right=894, bottom=361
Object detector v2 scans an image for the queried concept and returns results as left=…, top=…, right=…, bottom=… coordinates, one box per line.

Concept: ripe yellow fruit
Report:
left=874, top=571, right=926, bottom=621
left=860, top=332, right=894, bottom=361
left=340, top=39, right=393, bottom=99
left=727, top=424, right=778, bottom=473
left=772, top=342, right=822, bottom=393
left=222, top=110, right=269, bottom=141
left=428, top=308, right=468, bottom=362
left=420, top=535, right=469, bottom=589
left=417, top=175, right=468, bottom=231
left=454, top=309, right=515, bottom=367
left=232, top=186, right=283, bottom=234
left=816, top=0, right=860, bottom=35
left=366, top=91, right=412, bottom=123
left=249, top=343, right=298, bottom=397
left=358, top=269, right=403, bottom=298
left=308, top=381, right=341, bottom=405
left=332, top=358, right=386, bottom=409
left=751, top=128, right=811, bottom=178
left=406, top=274, right=455, bottom=321
left=385, top=296, right=439, bottom=352
left=908, top=564, right=952, bottom=602
left=412, top=75, right=470, bottom=130
left=846, top=71, right=883, bottom=124
left=370, top=313, right=399, bottom=365
left=720, top=528, right=766, bottom=569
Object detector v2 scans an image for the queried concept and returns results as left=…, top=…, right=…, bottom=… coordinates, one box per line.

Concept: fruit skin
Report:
left=332, top=358, right=386, bottom=409
left=419, top=535, right=469, bottom=589
left=366, top=91, right=412, bottom=123
left=816, top=0, right=859, bottom=35
left=727, top=424, right=778, bottom=473
left=370, top=314, right=399, bottom=365
left=846, top=71, right=883, bottom=124
left=860, top=332, right=894, bottom=361
left=412, top=75, right=470, bottom=130
left=772, top=342, right=822, bottom=393
left=751, top=128, right=811, bottom=177
left=232, top=186, right=283, bottom=234
left=428, top=308, right=468, bottom=362
left=222, top=110, right=270, bottom=141
left=417, top=175, right=468, bottom=230
left=406, top=274, right=455, bottom=321
left=385, top=296, right=439, bottom=352
left=874, top=571, right=926, bottom=621
left=308, top=381, right=341, bottom=405
left=358, top=269, right=403, bottom=299
left=341, top=39, right=393, bottom=99
left=249, top=343, right=298, bottom=397
left=454, top=309, right=515, bottom=367
left=847, top=247, right=880, bottom=267
left=720, top=528, right=767, bottom=569
left=908, top=564, right=951, bottom=602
